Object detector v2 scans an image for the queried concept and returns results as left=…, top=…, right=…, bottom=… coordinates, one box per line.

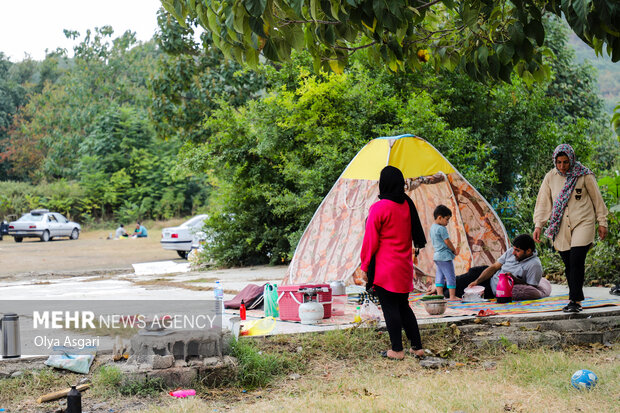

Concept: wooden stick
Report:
left=36, top=383, right=90, bottom=403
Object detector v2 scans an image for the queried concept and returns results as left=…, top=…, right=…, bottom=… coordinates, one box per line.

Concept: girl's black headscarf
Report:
left=378, top=166, right=427, bottom=249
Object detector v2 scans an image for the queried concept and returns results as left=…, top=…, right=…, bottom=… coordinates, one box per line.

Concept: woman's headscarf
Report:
left=378, top=166, right=427, bottom=249
left=544, top=144, right=593, bottom=240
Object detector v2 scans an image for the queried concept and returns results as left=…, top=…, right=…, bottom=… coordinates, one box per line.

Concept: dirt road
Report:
left=0, top=228, right=181, bottom=278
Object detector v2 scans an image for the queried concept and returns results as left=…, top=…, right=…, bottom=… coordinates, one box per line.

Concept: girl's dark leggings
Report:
left=558, top=245, right=591, bottom=303
left=373, top=285, right=422, bottom=352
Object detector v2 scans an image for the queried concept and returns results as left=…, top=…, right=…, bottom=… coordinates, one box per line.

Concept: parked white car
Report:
left=8, top=209, right=81, bottom=242
left=160, top=214, right=208, bottom=259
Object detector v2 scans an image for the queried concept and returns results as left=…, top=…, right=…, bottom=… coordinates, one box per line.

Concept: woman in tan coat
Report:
left=533, top=144, right=608, bottom=313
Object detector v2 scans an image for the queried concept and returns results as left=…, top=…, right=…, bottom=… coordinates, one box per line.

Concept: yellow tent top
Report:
left=341, top=135, right=456, bottom=180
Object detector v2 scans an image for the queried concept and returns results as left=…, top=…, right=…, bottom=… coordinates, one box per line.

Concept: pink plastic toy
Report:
left=169, top=389, right=196, bottom=398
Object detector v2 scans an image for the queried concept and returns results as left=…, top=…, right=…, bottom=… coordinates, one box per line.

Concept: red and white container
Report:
left=277, top=284, right=332, bottom=321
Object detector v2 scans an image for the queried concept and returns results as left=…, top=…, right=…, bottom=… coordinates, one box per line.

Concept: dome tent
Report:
left=284, top=134, right=509, bottom=289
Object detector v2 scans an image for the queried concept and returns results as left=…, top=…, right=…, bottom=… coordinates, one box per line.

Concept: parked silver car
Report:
left=8, top=209, right=81, bottom=242
left=160, top=214, right=208, bottom=259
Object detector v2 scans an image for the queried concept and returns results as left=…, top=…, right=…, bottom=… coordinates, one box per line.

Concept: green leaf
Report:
left=244, top=0, right=267, bottom=18
left=462, top=3, right=479, bottom=28
left=477, top=45, right=489, bottom=66
left=524, top=20, right=545, bottom=46
left=233, top=3, right=247, bottom=34
left=330, top=0, right=340, bottom=19
left=509, top=22, right=525, bottom=46
left=324, top=25, right=336, bottom=45
left=248, top=16, right=267, bottom=37
left=499, top=63, right=513, bottom=83
left=571, top=0, right=590, bottom=23
left=497, top=42, right=515, bottom=64
left=262, top=38, right=279, bottom=61
left=487, top=53, right=500, bottom=79
left=245, top=46, right=259, bottom=67
left=289, top=26, right=305, bottom=50
left=516, top=38, right=533, bottom=60
left=290, top=0, right=304, bottom=16
left=207, top=7, right=219, bottom=31
left=310, top=0, right=320, bottom=20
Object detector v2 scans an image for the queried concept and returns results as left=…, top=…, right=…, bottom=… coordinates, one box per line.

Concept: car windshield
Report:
left=17, top=214, right=44, bottom=222
left=183, top=215, right=206, bottom=227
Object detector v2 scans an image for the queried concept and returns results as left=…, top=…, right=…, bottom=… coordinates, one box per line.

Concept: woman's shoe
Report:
left=562, top=301, right=580, bottom=313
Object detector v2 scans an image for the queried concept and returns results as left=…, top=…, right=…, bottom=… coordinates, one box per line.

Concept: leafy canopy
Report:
left=162, top=0, right=620, bottom=83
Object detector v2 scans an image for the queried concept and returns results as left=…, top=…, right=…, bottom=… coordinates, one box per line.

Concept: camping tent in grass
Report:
left=284, top=134, right=509, bottom=289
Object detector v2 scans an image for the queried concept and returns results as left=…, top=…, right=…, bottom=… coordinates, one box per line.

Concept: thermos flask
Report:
left=1, top=313, right=21, bottom=359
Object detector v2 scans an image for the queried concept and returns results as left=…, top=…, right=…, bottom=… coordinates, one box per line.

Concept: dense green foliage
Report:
left=163, top=0, right=620, bottom=83
left=170, top=16, right=618, bottom=283
left=0, top=27, right=210, bottom=222
left=0, top=11, right=617, bottom=284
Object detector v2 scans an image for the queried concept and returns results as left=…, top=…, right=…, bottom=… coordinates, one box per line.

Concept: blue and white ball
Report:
left=571, top=369, right=598, bottom=390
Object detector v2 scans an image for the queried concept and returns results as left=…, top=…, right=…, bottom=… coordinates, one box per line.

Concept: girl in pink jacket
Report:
left=361, top=166, right=427, bottom=360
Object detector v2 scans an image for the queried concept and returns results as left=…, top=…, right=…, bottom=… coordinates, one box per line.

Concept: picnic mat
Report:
left=235, top=294, right=620, bottom=326
left=409, top=293, right=620, bottom=316
left=241, top=299, right=470, bottom=325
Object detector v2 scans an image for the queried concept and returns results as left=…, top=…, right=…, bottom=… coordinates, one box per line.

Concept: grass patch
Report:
left=0, top=368, right=81, bottom=407
left=92, top=365, right=166, bottom=397
left=186, top=277, right=218, bottom=283
left=227, top=337, right=303, bottom=389
left=132, top=279, right=213, bottom=291
left=92, top=365, right=124, bottom=397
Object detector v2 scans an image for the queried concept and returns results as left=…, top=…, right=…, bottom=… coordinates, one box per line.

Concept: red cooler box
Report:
left=277, top=284, right=332, bottom=321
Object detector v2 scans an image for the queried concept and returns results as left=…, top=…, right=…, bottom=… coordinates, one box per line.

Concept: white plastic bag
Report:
left=360, top=299, right=382, bottom=323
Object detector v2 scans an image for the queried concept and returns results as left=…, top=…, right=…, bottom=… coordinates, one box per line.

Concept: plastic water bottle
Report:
left=214, top=280, right=224, bottom=316
left=354, top=306, right=362, bottom=323
left=240, top=299, right=247, bottom=321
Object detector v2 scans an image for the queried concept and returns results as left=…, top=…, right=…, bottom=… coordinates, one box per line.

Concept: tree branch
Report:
left=415, top=0, right=444, bottom=10
left=332, top=41, right=377, bottom=52
left=279, top=19, right=341, bottom=27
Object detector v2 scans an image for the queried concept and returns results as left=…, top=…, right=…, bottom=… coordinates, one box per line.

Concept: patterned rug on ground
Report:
left=234, top=294, right=620, bottom=326
left=409, top=293, right=620, bottom=315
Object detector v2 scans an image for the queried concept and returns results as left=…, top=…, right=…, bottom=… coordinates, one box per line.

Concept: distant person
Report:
left=132, top=221, right=148, bottom=238
left=115, top=224, right=128, bottom=239
left=533, top=144, right=608, bottom=312
left=430, top=205, right=460, bottom=301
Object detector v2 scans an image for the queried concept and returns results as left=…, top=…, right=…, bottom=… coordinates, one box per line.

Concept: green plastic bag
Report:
left=264, top=284, right=279, bottom=318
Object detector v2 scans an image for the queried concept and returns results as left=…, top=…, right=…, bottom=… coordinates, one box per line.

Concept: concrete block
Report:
left=152, top=355, right=175, bottom=370
left=148, top=367, right=197, bottom=388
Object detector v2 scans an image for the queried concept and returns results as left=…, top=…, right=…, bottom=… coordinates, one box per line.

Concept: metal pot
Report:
left=422, top=300, right=447, bottom=316
left=329, top=280, right=346, bottom=296
left=1, top=313, right=21, bottom=358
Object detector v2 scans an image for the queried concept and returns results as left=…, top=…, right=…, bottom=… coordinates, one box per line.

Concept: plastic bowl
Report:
left=422, top=299, right=447, bottom=315
left=464, top=285, right=484, bottom=295
left=462, top=285, right=485, bottom=302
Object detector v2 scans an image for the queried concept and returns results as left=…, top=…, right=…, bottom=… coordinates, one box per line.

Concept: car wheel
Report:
left=14, top=237, right=22, bottom=243
left=70, top=229, right=79, bottom=240
left=177, top=250, right=189, bottom=259
left=40, top=230, right=50, bottom=242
